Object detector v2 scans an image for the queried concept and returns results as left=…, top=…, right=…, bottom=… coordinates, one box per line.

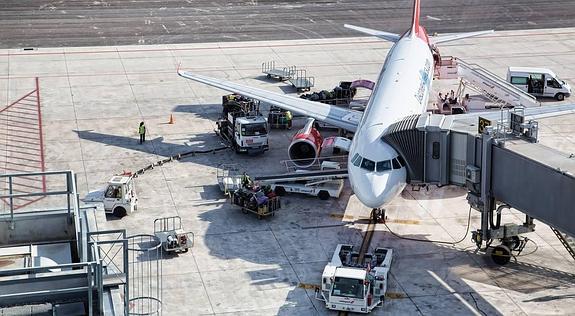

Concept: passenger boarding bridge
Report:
left=382, top=108, right=575, bottom=264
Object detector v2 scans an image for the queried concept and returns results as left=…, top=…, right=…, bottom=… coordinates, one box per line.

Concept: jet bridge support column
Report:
left=479, top=133, right=494, bottom=247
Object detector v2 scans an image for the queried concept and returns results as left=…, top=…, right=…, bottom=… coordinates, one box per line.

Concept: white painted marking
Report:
left=428, top=270, right=482, bottom=316
left=426, top=15, right=442, bottom=21
left=162, top=24, right=170, bottom=34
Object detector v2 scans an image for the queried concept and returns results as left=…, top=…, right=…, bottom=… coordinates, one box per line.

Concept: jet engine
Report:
left=288, top=118, right=323, bottom=168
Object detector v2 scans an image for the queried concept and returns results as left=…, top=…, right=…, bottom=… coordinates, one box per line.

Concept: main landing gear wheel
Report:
left=491, top=244, right=512, bottom=265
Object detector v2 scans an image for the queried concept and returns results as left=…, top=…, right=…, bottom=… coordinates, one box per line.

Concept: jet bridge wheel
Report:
left=490, top=244, right=512, bottom=265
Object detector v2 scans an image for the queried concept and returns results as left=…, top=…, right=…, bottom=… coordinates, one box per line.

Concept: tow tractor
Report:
left=217, top=94, right=269, bottom=154
left=153, top=216, right=194, bottom=253
left=316, top=244, right=393, bottom=314
left=83, top=174, right=137, bottom=217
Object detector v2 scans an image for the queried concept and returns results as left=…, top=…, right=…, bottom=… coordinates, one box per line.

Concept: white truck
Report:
left=218, top=94, right=269, bottom=154
left=316, top=244, right=393, bottom=314
left=83, top=175, right=137, bottom=217
left=507, top=67, right=572, bottom=101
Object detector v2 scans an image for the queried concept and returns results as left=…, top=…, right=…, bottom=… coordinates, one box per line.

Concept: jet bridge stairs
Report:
left=382, top=109, right=575, bottom=264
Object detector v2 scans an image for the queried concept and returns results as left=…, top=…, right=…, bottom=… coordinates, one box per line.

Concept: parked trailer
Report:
left=262, top=61, right=295, bottom=81
left=230, top=187, right=281, bottom=219
left=153, top=216, right=194, bottom=253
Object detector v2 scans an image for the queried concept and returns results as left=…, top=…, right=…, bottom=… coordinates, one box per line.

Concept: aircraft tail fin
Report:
left=410, top=0, right=421, bottom=36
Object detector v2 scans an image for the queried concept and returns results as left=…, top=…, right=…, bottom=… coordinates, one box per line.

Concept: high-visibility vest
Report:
left=286, top=111, right=292, bottom=120
left=139, top=125, right=146, bottom=134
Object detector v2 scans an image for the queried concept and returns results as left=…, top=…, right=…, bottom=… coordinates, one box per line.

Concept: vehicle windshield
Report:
left=241, top=123, right=267, bottom=136
left=331, top=277, right=364, bottom=299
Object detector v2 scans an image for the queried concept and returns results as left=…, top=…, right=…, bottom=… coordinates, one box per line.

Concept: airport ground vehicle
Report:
left=230, top=186, right=281, bottom=219
left=507, top=67, right=572, bottom=100
left=254, top=161, right=346, bottom=200
left=316, top=244, right=393, bottom=313
left=217, top=94, right=269, bottom=154
left=83, top=174, right=138, bottom=217
left=153, top=216, right=194, bottom=253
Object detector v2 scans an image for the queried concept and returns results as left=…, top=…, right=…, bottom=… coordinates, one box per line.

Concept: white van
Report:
left=507, top=67, right=571, bottom=101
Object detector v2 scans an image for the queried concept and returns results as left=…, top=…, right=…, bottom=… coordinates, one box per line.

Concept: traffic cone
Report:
left=168, top=114, right=175, bottom=124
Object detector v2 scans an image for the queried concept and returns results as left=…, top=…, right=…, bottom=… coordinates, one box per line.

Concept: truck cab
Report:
left=317, top=244, right=393, bottom=313
left=219, top=94, right=269, bottom=154
left=507, top=67, right=571, bottom=101
left=234, top=116, right=269, bottom=153
left=102, top=175, right=137, bottom=217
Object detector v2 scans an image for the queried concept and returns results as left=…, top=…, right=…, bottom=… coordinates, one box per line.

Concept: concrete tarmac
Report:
left=2, top=0, right=575, bottom=48
left=1, top=27, right=575, bottom=315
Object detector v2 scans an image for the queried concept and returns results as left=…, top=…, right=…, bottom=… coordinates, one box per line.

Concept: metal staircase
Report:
left=551, top=227, right=575, bottom=261
left=456, top=58, right=540, bottom=108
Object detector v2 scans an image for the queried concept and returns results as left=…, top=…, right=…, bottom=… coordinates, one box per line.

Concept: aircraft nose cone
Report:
left=350, top=170, right=392, bottom=208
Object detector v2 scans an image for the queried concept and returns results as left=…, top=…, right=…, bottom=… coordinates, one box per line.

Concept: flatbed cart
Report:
left=262, top=61, right=295, bottom=81
left=289, top=69, right=315, bottom=92
left=231, top=187, right=281, bottom=219
left=153, top=216, right=194, bottom=253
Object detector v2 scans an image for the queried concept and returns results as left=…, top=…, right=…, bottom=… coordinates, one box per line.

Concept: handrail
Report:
left=457, top=58, right=539, bottom=106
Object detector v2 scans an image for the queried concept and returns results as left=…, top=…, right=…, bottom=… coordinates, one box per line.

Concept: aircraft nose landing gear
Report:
left=372, top=208, right=386, bottom=223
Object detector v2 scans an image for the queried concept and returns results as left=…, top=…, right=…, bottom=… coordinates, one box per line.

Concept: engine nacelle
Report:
left=288, top=119, right=323, bottom=168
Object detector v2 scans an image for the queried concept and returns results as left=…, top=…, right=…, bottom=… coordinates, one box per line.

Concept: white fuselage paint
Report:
left=348, top=34, right=434, bottom=208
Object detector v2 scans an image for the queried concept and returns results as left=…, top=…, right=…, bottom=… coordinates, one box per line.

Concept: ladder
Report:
left=551, top=227, right=575, bottom=261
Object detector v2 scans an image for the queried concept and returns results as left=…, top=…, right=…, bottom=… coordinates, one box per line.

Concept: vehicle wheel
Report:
left=491, top=244, right=511, bottom=265
left=267, top=74, right=271, bottom=79
left=113, top=206, right=127, bottom=218
left=318, top=190, right=330, bottom=200
left=275, top=186, right=286, bottom=196
left=183, top=248, right=189, bottom=253
left=555, top=93, right=565, bottom=101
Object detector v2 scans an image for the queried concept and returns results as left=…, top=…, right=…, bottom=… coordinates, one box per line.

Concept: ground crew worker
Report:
left=241, top=172, right=252, bottom=189
left=285, top=110, right=293, bottom=129
left=138, top=121, right=146, bottom=144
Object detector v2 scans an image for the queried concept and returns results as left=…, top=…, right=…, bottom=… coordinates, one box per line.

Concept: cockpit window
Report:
left=352, top=153, right=361, bottom=167
left=392, top=158, right=401, bottom=170
left=360, top=158, right=375, bottom=171
left=376, top=160, right=391, bottom=172
left=397, top=155, right=406, bottom=167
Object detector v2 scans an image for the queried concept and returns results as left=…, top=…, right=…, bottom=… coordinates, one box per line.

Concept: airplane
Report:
left=178, top=0, right=575, bottom=210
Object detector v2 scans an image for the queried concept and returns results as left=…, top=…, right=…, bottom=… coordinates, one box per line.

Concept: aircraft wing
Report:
left=451, top=104, right=575, bottom=127
left=178, top=71, right=362, bottom=132
left=430, top=30, right=494, bottom=45
left=344, top=24, right=401, bottom=42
